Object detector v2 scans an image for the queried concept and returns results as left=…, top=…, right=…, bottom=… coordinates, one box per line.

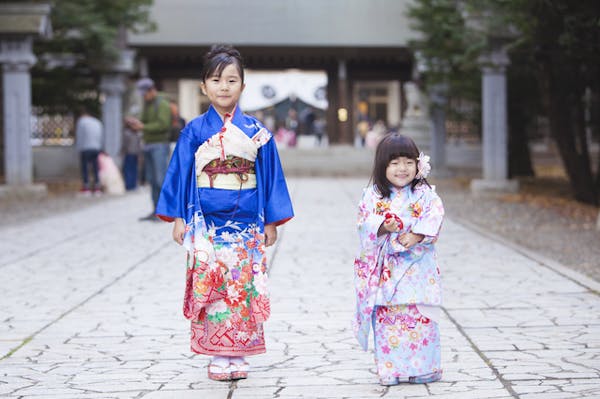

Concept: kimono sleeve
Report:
left=357, top=186, right=386, bottom=251
left=155, top=125, right=197, bottom=222
left=258, top=138, right=294, bottom=226
left=410, top=188, right=444, bottom=244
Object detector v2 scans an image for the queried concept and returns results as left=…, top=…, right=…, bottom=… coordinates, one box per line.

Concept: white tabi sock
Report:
left=229, top=356, right=247, bottom=365
left=211, top=356, right=230, bottom=367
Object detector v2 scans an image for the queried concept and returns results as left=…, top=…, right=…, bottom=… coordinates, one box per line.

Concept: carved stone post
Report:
left=99, top=48, right=135, bottom=164
left=470, top=47, right=519, bottom=193
left=460, top=4, right=520, bottom=193
left=0, top=3, right=51, bottom=197
left=100, top=74, right=126, bottom=161
left=1, top=37, right=36, bottom=185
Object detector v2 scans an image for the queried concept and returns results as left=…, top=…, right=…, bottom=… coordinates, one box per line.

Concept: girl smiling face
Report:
left=201, top=63, right=245, bottom=116
left=385, top=156, right=417, bottom=189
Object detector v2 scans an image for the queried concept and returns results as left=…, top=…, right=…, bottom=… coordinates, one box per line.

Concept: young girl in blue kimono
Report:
left=353, top=133, right=444, bottom=386
left=156, top=45, right=294, bottom=381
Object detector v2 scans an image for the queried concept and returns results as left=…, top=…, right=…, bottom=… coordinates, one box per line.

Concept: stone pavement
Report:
left=1, top=177, right=599, bottom=399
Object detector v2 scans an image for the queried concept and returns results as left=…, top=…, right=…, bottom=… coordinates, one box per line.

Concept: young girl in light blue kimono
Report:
left=353, top=133, right=444, bottom=386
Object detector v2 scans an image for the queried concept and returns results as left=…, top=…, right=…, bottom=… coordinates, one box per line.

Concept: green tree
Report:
left=31, top=0, right=155, bottom=114
left=408, top=0, right=600, bottom=204
left=522, top=0, right=600, bottom=205
left=407, top=0, right=483, bottom=135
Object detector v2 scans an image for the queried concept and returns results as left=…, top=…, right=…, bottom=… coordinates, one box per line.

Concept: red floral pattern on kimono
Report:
left=156, top=106, right=294, bottom=356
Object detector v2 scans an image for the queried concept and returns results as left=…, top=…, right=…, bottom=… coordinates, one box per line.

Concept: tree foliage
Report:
left=408, top=0, right=600, bottom=205
left=31, top=0, right=155, bottom=114
left=407, top=0, right=483, bottom=128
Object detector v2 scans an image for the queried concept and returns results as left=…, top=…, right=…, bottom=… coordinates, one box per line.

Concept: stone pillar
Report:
left=0, top=3, right=51, bottom=198
left=0, top=37, right=36, bottom=185
left=388, top=80, right=401, bottom=128
left=99, top=49, right=135, bottom=164
left=429, top=83, right=448, bottom=174
left=471, top=48, right=519, bottom=193
left=100, top=73, right=126, bottom=162
left=0, top=37, right=46, bottom=198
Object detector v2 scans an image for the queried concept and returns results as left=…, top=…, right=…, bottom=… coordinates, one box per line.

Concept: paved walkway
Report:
left=1, top=178, right=599, bottom=399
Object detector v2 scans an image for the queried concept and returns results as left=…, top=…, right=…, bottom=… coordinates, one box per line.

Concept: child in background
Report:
left=155, top=44, right=294, bottom=381
left=353, top=133, right=444, bottom=386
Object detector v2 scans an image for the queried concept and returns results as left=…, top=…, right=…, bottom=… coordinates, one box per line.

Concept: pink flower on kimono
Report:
left=225, top=281, right=247, bottom=307
left=354, top=259, right=369, bottom=278
left=380, top=264, right=391, bottom=283
left=381, top=345, right=391, bottom=354
left=376, top=307, right=388, bottom=323
left=253, top=272, right=268, bottom=296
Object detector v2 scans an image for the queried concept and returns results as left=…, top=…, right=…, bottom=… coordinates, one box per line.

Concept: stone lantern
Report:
left=0, top=3, right=52, bottom=198
left=461, top=4, right=519, bottom=193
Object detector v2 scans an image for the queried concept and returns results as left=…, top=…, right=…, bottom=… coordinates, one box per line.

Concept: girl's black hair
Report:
left=372, top=133, right=430, bottom=198
left=201, top=44, right=245, bottom=83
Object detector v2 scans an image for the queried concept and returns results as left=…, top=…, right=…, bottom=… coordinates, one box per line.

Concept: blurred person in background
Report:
left=122, top=116, right=143, bottom=191
left=365, top=119, right=387, bottom=149
left=75, top=106, right=104, bottom=196
left=127, top=78, right=171, bottom=220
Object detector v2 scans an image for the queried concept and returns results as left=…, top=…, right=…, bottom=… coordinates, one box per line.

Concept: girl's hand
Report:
left=398, top=232, right=424, bottom=248
left=173, top=218, right=185, bottom=245
left=382, top=218, right=401, bottom=233
left=381, top=213, right=404, bottom=234
left=264, top=224, right=277, bottom=247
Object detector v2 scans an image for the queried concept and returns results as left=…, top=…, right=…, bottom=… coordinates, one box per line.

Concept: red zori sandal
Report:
left=229, top=359, right=249, bottom=380
left=207, top=361, right=231, bottom=381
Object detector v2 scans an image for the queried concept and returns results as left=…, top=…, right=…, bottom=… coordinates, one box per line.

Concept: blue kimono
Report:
left=156, top=105, right=293, bottom=356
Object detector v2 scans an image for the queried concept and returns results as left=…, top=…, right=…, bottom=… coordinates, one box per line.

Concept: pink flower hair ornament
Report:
left=415, top=152, right=431, bottom=179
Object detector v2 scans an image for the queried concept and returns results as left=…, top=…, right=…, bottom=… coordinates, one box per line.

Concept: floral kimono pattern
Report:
left=353, top=183, right=444, bottom=380
left=157, top=106, right=293, bottom=356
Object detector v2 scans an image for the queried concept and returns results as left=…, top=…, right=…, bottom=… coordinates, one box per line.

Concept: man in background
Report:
left=127, top=78, right=171, bottom=220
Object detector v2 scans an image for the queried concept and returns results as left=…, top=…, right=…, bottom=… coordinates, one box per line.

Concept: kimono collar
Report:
left=390, top=184, right=411, bottom=196
left=205, top=104, right=252, bottom=137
